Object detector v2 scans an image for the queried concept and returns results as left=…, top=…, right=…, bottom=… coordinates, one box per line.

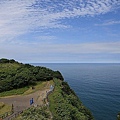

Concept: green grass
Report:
left=23, top=81, right=46, bottom=95
left=0, top=63, right=21, bottom=72
left=0, top=87, right=29, bottom=97
left=48, top=79, right=72, bottom=119
left=23, top=80, right=54, bottom=95
left=15, top=106, right=51, bottom=120
left=0, top=102, right=12, bottom=115
left=0, top=80, right=53, bottom=97
left=0, top=102, right=5, bottom=109
left=48, top=79, right=62, bottom=114
left=48, top=78, right=94, bottom=120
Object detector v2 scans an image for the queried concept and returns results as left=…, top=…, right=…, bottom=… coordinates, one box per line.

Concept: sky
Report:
left=0, top=0, right=120, bottom=63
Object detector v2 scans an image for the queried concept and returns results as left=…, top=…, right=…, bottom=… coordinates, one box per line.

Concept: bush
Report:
left=0, top=58, right=64, bottom=92
left=21, top=107, right=50, bottom=120
left=49, top=79, right=94, bottom=120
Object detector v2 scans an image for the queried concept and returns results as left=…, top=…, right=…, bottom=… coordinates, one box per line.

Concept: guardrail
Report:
left=46, top=85, right=55, bottom=103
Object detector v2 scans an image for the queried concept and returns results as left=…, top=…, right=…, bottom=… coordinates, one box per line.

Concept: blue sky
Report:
left=0, top=0, right=120, bottom=63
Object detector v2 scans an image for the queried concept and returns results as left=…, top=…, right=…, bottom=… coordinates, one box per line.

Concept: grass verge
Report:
left=0, top=87, right=29, bottom=97
left=0, top=80, right=54, bottom=97
left=23, top=80, right=54, bottom=95
left=0, top=102, right=11, bottom=115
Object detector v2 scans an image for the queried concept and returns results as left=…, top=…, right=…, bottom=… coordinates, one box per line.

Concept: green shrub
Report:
left=0, top=58, right=63, bottom=92
left=20, top=107, right=50, bottom=120
left=49, top=79, right=94, bottom=120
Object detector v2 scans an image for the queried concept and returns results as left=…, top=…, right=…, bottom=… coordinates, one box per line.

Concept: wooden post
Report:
left=12, top=104, right=14, bottom=113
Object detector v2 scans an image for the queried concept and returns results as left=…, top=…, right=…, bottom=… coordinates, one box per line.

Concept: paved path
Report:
left=0, top=89, right=49, bottom=111
left=0, top=81, right=51, bottom=120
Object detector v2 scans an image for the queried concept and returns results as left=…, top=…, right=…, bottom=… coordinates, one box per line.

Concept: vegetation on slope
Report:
left=0, top=58, right=63, bottom=93
left=16, top=106, right=51, bottom=120
left=117, top=113, right=120, bottom=120
left=0, top=87, right=29, bottom=97
left=0, top=102, right=12, bottom=115
left=48, top=78, right=94, bottom=120
left=0, top=58, right=94, bottom=120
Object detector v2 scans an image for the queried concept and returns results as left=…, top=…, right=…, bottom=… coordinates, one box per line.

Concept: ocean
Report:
left=32, top=63, right=120, bottom=120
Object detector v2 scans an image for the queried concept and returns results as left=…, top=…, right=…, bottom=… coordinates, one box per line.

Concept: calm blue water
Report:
left=32, top=63, right=120, bottom=120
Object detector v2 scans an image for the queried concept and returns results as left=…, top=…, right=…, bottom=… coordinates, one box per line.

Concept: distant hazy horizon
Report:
left=30, top=62, right=120, bottom=64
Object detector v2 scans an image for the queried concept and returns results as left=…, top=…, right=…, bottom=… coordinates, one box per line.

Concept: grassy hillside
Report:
left=48, top=78, right=94, bottom=120
left=14, top=79, right=94, bottom=120
left=0, top=58, right=63, bottom=93
left=0, top=58, right=94, bottom=120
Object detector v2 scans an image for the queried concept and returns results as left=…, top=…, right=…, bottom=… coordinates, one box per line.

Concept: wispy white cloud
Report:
left=0, top=0, right=33, bottom=41
left=35, top=42, right=120, bottom=54
left=36, top=35, right=57, bottom=40
left=95, top=20, right=120, bottom=26
left=0, top=0, right=120, bottom=42
left=0, top=41, right=120, bottom=55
